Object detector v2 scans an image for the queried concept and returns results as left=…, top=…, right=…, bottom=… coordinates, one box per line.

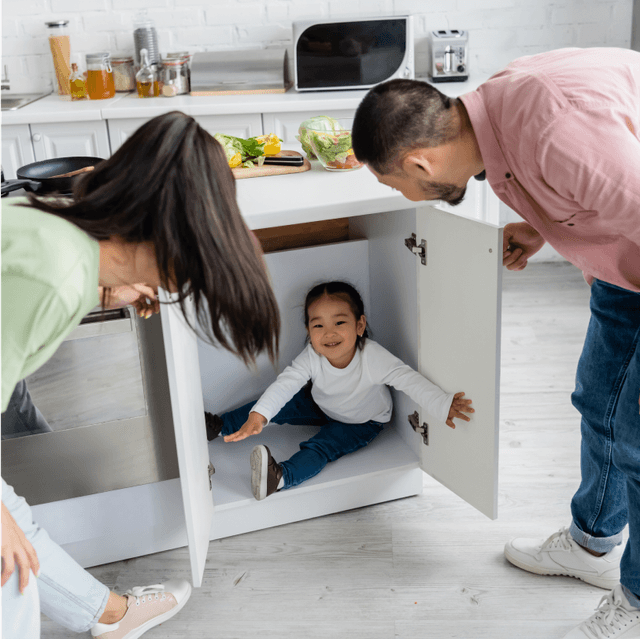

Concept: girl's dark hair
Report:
left=25, top=111, right=279, bottom=365
left=304, top=281, right=369, bottom=350
left=352, top=78, right=459, bottom=174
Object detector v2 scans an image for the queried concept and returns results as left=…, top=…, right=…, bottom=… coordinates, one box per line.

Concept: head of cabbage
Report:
left=297, top=116, right=346, bottom=160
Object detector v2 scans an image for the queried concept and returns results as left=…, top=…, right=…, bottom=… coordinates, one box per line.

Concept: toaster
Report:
left=428, top=30, right=468, bottom=82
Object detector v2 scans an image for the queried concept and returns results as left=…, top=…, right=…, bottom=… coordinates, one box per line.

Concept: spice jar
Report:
left=161, top=57, right=189, bottom=96
left=111, top=57, right=136, bottom=92
left=86, top=52, right=115, bottom=100
left=166, top=52, right=191, bottom=93
left=46, top=20, right=71, bottom=96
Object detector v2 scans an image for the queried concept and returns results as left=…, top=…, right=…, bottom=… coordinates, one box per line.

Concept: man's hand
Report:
left=224, top=412, right=268, bottom=442
left=100, top=284, right=160, bottom=318
left=503, top=222, right=546, bottom=271
left=1, top=501, right=39, bottom=592
left=446, top=392, right=474, bottom=429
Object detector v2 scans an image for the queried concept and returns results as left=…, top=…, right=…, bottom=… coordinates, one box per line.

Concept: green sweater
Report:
left=1, top=197, right=100, bottom=411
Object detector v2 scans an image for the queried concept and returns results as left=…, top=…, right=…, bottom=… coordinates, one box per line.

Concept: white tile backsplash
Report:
left=1, top=0, right=634, bottom=94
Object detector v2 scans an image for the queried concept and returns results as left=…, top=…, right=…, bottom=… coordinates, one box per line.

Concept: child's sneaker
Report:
left=204, top=412, right=223, bottom=441
left=562, top=585, right=640, bottom=638
left=90, top=579, right=192, bottom=639
left=250, top=444, right=283, bottom=500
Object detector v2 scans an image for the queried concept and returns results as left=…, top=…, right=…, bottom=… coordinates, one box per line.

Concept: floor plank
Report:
left=41, top=262, right=607, bottom=639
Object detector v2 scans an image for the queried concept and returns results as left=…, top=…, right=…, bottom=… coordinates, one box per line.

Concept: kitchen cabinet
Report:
left=31, top=196, right=502, bottom=588
left=107, top=113, right=263, bottom=154
left=30, top=121, right=110, bottom=161
left=2, top=124, right=36, bottom=178
left=263, top=109, right=356, bottom=143
left=195, top=206, right=501, bottom=552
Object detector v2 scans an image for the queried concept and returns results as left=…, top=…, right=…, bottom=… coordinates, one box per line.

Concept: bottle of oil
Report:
left=69, top=63, right=87, bottom=100
left=136, top=48, right=159, bottom=98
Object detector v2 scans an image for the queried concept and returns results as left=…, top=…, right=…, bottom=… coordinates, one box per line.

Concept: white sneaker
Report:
left=504, top=527, right=622, bottom=590
left=563, top=585, right=640, bottom=638
left=91, top=579, right=192, bottom=639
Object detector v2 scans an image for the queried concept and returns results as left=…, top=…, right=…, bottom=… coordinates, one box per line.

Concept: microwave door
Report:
left=296, top=19, right=408, bottom=90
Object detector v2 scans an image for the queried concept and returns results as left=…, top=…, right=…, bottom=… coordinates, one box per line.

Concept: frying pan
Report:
left=1, top=156, right=104, bottom=196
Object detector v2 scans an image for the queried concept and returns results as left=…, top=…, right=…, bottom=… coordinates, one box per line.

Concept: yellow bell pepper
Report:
left=256, top=133, right=282, bottom=156
left=228, top=151, right=242, bottom=168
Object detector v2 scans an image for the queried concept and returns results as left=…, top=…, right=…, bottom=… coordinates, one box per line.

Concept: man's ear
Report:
left=401, top=149, right=435, bottom=179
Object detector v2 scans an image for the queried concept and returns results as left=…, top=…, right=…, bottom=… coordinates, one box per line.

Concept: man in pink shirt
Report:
left=352, top=47, right=640, bottom=639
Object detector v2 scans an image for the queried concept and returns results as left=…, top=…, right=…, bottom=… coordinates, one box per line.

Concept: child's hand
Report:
left=224, top=411, right=267, bottom=442
left=446, top=392, right=474, bottom=429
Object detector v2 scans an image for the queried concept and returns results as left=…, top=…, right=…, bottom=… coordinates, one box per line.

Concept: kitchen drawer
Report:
left=31, top=121, right=110, bottom=161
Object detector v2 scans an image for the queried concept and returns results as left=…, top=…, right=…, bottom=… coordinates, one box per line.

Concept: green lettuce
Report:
left=214, top=133, right=266, bottom=164
left=297, top=116, right=353, bottom=164
left=297, top=116, right=346, bottom=160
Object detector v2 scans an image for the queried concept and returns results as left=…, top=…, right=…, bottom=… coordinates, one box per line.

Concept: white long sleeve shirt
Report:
left=252, top=340, right=454, bottom=425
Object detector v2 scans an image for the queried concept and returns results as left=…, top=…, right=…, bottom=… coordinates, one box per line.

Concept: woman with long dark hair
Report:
left=1, top=111, right=280, bottom=639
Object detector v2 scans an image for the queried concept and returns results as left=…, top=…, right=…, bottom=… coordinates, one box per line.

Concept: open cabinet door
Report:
left=159, top=291, right=213, bottom=586
left=415, top=206, right=502, bottom=519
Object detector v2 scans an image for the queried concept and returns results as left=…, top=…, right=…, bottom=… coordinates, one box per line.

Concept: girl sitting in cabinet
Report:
left=205, top=281, right=474, bottom=501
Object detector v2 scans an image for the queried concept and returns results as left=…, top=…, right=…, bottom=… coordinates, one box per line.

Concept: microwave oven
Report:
left=292, top=16, right=414, bottom=91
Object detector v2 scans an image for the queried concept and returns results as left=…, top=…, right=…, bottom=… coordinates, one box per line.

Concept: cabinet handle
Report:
left=32, top=133, right=42, bottom=142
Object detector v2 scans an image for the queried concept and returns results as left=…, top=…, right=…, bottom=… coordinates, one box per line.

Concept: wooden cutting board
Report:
left=232, top=150, right=311, bottom=180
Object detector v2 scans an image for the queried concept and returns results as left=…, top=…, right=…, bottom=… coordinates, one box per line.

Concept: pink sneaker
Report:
left=91, top=579, right=192, bottom=639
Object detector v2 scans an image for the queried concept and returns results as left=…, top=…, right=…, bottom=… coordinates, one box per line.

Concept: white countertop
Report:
left=1, top=74, right=487, bottom=125
left=237, top=158, right=414, bottom=229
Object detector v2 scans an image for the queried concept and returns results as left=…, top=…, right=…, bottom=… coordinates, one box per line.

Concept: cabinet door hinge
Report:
left=208, top=462, right=215, bottom=490
left=408, top=411, right=429, bottom=446
left=404, top=233, right=427, bottom=265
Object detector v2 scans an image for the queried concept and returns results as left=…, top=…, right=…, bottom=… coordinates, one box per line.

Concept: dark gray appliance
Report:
left=1, top=307, right=180, bottom=506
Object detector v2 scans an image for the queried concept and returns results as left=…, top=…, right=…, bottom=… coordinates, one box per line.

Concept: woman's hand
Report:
left=503, top=222, right=546, bottom=271
left=1, top=501, right=39, bottom=592
left=224, top=412, right=267, bottom=443
left=446, top=392, right=474, bottom=429
left=99, top=284, right=160, bottom=318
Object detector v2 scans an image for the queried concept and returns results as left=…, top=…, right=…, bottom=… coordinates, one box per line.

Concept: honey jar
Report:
left=85, top=52, right=115, bottom=100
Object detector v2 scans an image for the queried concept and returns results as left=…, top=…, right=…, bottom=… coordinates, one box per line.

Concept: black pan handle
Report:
left=1, top=179, right=42, bottom=196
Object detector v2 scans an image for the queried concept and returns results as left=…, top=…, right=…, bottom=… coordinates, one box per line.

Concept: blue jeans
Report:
left=220, top=384, right=385, bottom=488
left=568, top=279, right=640, bottom=603
left=1, top=479, right=110, bottom=638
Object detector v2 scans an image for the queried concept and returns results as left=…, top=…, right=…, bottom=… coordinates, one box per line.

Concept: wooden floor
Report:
left=42, top=262, right=610, bottom=639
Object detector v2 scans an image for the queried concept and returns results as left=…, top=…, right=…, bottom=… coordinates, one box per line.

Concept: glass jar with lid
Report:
left=46, top=20, right=71, bottom=95
left=111, top=56, right=136, bottom=92
left=161, top=57, right=189, bottom=96
left=136, top=48, right=159, bottom=98
left=85, top=52, right=115, bottom=100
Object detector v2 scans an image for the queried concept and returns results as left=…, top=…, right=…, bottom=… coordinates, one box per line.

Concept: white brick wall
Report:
left=1, top=0, right=634, bottom=94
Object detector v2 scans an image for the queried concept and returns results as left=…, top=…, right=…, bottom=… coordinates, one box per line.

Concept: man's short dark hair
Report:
left=352, top=79, right=459, bottom=174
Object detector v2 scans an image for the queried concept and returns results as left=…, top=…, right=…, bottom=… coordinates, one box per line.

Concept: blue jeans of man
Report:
left=568, top=279, right=640, bottom=603
left=220, top=384, right=385, bottom=489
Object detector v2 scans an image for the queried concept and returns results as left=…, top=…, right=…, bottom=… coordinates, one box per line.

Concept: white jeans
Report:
left=1, top=479, right=110, bottom=638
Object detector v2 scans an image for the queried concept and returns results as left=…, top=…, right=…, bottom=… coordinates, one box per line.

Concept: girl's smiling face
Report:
left=307, top=294, right=367, bottom=369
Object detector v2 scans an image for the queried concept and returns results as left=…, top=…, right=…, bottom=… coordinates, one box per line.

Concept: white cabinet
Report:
left=31, top=202, right=502, bottom=588
left=30, top=121, right=110, bottom=161
left=107, top=113, right=263, bottom=154
left=2, top=124, right=36, bottom=178
left=187, top=205, right=502, bottom=579
left=263, top=109, right=356, bottom=143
